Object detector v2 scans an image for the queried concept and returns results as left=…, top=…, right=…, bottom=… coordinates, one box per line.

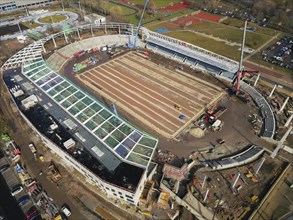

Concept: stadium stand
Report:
left=146, top=42, right=235, bottom=80
left=240, top=82, right=275, bottom=138
left=143, top=29, right=238, bottom=73
left=202, top=145, right=264, bottom=170
left=46, top=53, right=67, bottom=72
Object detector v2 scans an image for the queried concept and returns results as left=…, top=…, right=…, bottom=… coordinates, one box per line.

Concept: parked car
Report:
left=11, top=184, right=23, bottom=196
left=61, top=205, right=71, bottom=217
left=18, top=195, right=30, bottom=206
left=25, top=206, right=38, bottom=220
left=0, top=164, right=9, bottom=172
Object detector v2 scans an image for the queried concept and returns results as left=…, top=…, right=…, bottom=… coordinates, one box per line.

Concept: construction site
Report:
left=0, top=1, right=292, bottom=218
left=45, top=29, right=292, bottom=219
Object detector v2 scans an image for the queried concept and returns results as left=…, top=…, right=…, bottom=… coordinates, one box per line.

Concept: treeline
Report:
left=189, top=0, right=293, bottom=33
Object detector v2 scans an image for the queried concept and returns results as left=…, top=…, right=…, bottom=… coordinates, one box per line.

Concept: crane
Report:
left=232, top=69, right=259, bottom=92
left=132, top=0, right=149, bottom=48
left=232, top=20, right=259, bottom=93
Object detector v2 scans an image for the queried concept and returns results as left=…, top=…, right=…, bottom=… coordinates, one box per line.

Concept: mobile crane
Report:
left=232, top=20, right=259, bottom=93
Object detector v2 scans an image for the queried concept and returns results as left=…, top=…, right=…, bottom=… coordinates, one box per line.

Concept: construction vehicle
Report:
left=232, top=69, right=259, bottom=93
left=49, top=162, right=62, bottom=182
left=217, top=139, right=225, bottom=145
left=28, top=143, right=37, bottom=154
left=213, top=106, right=227, bottom=119
left=207, top=103, right=218, bottom=115
left=211, top=120, right=224, bottom=131
left=250, top=195, right=259, bottom=203
left=174, top=104, right=182, bottom=111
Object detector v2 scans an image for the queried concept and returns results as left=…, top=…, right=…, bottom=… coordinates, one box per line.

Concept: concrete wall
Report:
left=160, top=177, right=216, bottom=220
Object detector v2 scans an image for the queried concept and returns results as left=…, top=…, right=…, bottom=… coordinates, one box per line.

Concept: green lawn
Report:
left=166, top=31, right=240, bottom=60
left=39, top=14, right=67, bottom=23
left=202, top=27, right=272, bottom=49
left=120, top=0, right=182, bottom=8
left=20, top=21, right=40, bottom=29
left=144, top=8, right=193, bottom=27
left=222, top=17, right=279, bottom=36
left=148, top=17, right=274, bottom=49
left=109, top=2, right=137, bottom=15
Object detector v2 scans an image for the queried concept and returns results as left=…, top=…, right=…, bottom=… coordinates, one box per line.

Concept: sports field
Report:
left=76, top=52, right=223, bottom=138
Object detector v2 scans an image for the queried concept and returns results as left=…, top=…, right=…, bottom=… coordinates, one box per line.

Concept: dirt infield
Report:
left=175, top=17, right=203, bottom=26
left=193, top=12, right=223, bottom=23
left=76, top=51, right=223, bottom=138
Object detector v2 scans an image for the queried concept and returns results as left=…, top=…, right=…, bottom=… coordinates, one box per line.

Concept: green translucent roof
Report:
left=22, top=59, right=158, bottom=168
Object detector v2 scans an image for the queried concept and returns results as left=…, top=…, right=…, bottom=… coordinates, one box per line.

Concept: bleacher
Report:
left=145, top=33, right=238, bottom=73
left=146, top=42, right=235, bottom=80
left=241, top=82, right=275, bottom=138
left=46, top=53, right=67, bottom=72
left=202, top=145, right=264, bottom=170
left=46, top=35, right=142, bottom=72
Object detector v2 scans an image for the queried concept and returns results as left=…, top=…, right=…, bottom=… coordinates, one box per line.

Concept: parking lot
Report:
left=262, top=35, right=293, bottom=70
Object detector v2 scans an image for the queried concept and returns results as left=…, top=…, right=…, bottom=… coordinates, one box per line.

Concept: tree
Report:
left=109, top=6, right=123, bottom=21
left=147, top=0, right=156, bottom=16
left=99, top=0, right=109, bottom=15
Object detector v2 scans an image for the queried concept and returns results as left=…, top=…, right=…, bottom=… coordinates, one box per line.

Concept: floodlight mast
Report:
left=133, top=0, right=149, bottom=48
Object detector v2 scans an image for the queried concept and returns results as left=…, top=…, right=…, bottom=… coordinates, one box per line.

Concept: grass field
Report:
left=150, top=18, right=275, bottom=49
left=20, top=21, right=40, bottom=29
left=39, top=14, right=67, bottom=23
left=109, top=2, right=136, bottom=15
left=120, top=0, right=182, bottom=8
left=222, top=17, right=279, bottom=36
left=166, top=31, right=241, bottom=60
left=202, top=27, right=272, bottom=49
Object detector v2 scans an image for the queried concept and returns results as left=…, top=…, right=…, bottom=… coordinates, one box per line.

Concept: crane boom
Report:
left=232, top=20, right=259, bottom=92
left=133, top=0, right=149, bottom=48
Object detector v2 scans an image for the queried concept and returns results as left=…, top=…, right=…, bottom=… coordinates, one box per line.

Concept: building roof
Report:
left=20, top=57, right=158, bottom=170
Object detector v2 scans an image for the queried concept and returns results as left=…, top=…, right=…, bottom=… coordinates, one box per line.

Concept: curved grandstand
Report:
left=1, top=23, right=276, bottom=206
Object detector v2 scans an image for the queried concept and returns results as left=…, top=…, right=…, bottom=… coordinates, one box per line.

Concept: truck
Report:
left=213, top=106, right=227, bottom=119
left=28, top=143, right=37, bottom=154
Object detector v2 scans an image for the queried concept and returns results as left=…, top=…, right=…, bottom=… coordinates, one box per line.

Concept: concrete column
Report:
left=76, top=27, right=81, bottom=40
left=52, top=36, right=57, bottom=48
left=232, top=172, right=240, bottom=188
left=285, top=114, right=293, bottom=127
left=279, top=97, right=290, bottom=112
left=90, top=24, right=94, bottom=36
left=253, top=73, right=260, bottom=87
left=271, top=126, right=292, bottom=158
left=104, top=25, right=107, bottom=34
left=63, top=31, right=68, bottom=43
left=269, top=84, right=276, bottom=98
left=203, top=189, right=210, bottom=202
left=42, top=44, right=46, bottom=53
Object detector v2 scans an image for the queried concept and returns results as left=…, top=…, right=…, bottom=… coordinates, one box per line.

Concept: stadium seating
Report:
left=240, top=82, right=275, bottom=138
